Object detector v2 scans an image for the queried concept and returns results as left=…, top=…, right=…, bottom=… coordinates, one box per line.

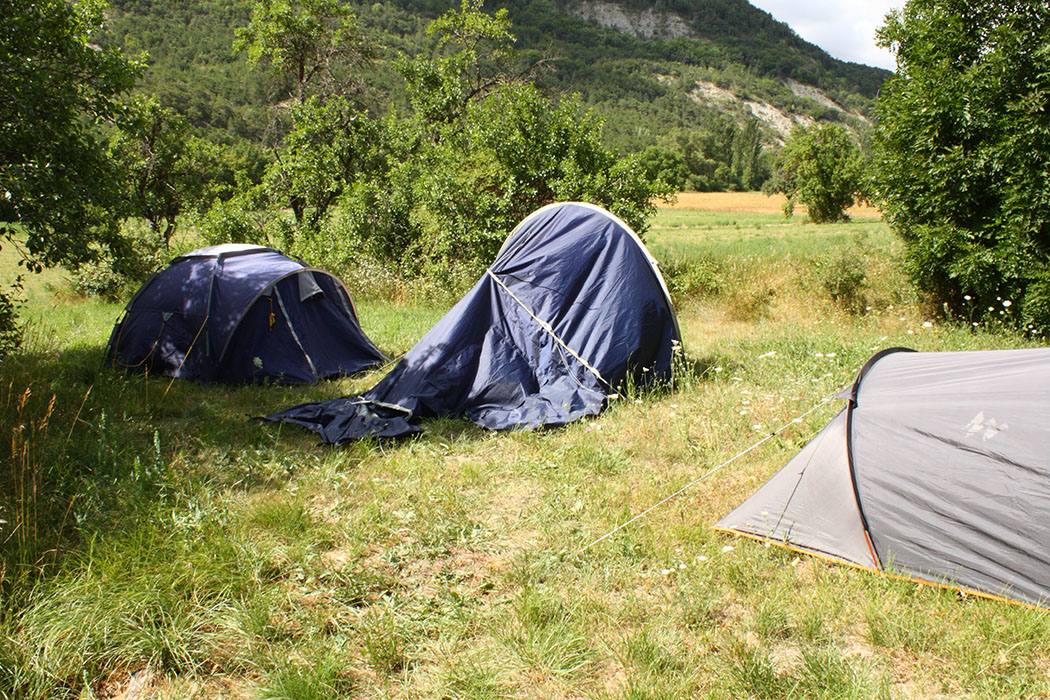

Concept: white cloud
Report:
left=747, top=0, right=901, bottom=71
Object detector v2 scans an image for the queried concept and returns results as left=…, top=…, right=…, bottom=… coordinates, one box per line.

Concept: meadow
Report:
left=1, top=196, right=1047, bottom=700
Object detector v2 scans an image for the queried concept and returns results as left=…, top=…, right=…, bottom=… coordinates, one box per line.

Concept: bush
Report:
left=814, top=242, right=868, bottom=312
left=197, top=196, right=269, bottom=247
left=70, top=221, right=168, bottom=302
left=0, top=283, right=24, bottom=357
left=661, top=255, right=722, bottom=303
left=873, top=0, right=1050, bottom=331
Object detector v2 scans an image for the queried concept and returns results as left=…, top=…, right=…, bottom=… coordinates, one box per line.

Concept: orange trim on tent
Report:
left=712, top=526, right=1046, bottom=612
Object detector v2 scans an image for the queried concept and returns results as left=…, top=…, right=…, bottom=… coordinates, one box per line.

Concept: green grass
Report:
left=2, top=208, right=1048, bottom=699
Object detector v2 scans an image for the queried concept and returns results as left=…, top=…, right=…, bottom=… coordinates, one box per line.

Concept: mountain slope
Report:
left=100, top=0, right=891, bottom=152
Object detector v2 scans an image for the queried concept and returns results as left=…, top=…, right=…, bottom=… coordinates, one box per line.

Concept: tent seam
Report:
left=486, top=269, right=610, bottom=390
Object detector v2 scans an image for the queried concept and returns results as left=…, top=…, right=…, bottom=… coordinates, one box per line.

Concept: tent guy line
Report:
left=575, top=394, right=841, bottom=556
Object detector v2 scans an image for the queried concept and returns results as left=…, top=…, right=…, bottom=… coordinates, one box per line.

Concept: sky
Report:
left=746, top=1, right=902, bottom=71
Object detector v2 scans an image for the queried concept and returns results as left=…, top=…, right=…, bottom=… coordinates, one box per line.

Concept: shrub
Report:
left=70, top=221, right=167, bottom=302
left=815, top=242, right=868, bottom=312
left=873, top=0, right=1050, bottom=331
left=0, top=283, right=24, bottom=357
left=197, top=197, right=269, bottom=247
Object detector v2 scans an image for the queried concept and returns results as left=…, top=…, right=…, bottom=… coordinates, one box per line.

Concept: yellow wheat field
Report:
left=657, top=191, right=882, bottom=219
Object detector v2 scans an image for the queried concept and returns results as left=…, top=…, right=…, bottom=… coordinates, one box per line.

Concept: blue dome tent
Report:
left=265, top=202, right=680, bottom=442
left=106, top=244, right=385, bottom=384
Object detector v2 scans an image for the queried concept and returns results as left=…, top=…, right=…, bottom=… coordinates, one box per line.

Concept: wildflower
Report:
left=670, top=403, right=678, bottom=408
left=826, top=352, right=837, bottom=358
left=815, top=352, right=824, bottom=358
left=964, top=295, right=972, bottom=301
left=697, top=555, right=708, bottom=562
left=721, top=545, right=734, bottom=553
left=907, top=330, right=914, bottom=335
left=922, top=321, right=933, bottom=328
left=714, top=367, right=723, bottom=373
left=634, top=399, right=643, bottom=404
left=752, top=423, right=762, bottom=430
left=739, top=410, right=748, bottom=415
left=1003, top=300, right=1012, bottom=307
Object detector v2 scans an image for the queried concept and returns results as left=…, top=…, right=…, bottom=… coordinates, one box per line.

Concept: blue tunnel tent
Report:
left=107, top=244, right=386, bottom=384
left=717, top=346, right=1050, bottom=609
left=265, top=202, right=681, bottom=443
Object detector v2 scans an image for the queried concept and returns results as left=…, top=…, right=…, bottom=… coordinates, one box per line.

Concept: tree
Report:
left=234, top=0, right=370, bottom=107
left=0, top=0, right=138, bottom=352
left=235, top=0, right=375, bottom=227
left=326, top=2, right=671, bottom=279
left=0, top=0, right=139, bottom=272
left=397, top=0, right=518, bottom=128
left=109, top=96, right=214, bottom=247
left=639, top=146, right=689, bottom=192
left=771, top=123, right=865, bottom=223
left=872, top=0, right=1050, bottom=330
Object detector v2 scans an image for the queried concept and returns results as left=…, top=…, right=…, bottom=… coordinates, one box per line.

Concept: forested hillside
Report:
left=101, top=0, right=890, bottom=155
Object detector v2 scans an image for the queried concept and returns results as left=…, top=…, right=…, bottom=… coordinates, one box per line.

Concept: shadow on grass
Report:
left=0, top=342, right=408, bottom=595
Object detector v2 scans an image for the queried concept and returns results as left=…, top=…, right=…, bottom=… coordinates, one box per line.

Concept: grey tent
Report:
left=716, top=347, right=1050, bottom=608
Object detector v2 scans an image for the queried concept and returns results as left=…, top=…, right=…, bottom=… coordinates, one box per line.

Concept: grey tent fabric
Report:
left=717, top=346, right=1050, bottom=608
left=717, top=409, right=877, bottom=569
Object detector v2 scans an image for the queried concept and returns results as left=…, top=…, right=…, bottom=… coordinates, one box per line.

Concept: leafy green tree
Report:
left=872, top=0, right=1050, bottom=330
left=0, top=0, right=138, bottom=352
left=771, top=123, right=865, bottom=223
left=264, top=96, right=387, bottom=231
left=109, top=96, right=214, bottom=246
left=416, top=82, right=669, bottom=270
left=234, top=0, right=370, bottom=107
left=398, top=0, right=518, bottom=127
left=234, top=0, right=376, bottom=227
left=639, top=146, right=689, bottom=192
left=0, top=0, right=139, bottom=272
left=327, top=2, right=671, bottom=279
left=673, top=116, right=770, bottom=192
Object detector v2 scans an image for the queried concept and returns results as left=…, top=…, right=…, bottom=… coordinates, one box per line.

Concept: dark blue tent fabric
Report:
left=107, top=244, right=385, bottom=384
left=265, top=202, right=680, bottom=443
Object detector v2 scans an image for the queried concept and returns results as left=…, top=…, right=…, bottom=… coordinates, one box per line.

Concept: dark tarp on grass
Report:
left=265, top=202, right=680, bottom=442
left=716, top=346, right=1050, bottom=608
left=107, top=244, right=385, bottom=384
